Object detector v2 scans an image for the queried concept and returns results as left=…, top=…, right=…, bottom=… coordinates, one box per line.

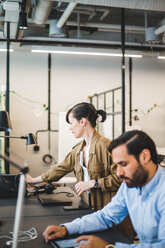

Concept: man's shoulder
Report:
left=158, top=166, right=165, bottom=183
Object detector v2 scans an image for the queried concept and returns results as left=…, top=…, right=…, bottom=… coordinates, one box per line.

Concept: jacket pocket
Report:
left=89, top=164, right=109, bottom=178
left=74, top=165, right=83, bottom=181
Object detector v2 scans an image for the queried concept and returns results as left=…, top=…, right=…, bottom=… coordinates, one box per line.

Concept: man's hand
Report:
left=43, top=225, right=67, bottom=243
left=75, top=180, right=95, bottom=196
left=75, top=235, right=108, bottom=248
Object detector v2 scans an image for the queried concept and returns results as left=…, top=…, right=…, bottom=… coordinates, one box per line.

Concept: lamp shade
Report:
left=0, top=111, right=12, bottom=132
left=26, top=133, right=36, bottom=145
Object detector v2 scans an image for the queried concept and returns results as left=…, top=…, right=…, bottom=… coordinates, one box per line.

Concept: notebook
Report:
left=38, top=192, right=72, bottom=206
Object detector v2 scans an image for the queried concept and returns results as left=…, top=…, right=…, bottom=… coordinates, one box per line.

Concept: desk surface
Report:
left=0, top=186, right=131, bottom=248
left=0, top=187, right=93, bottom=218
left=0, top=216, right=131, bottom=248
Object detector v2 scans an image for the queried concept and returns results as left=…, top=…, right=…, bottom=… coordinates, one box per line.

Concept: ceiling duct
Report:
left=60, top=0, right=165, bottom=11
left=33, top=0, right=54, bottom=25
left=145, top=27, right=158, bottom=43
left=3, top=1, right=20, bottom=39
left=155, top=24, right=165, bottom=35
left=144, top=12, right=159, bottom=44
left=49, top=19, right=66, bottom=37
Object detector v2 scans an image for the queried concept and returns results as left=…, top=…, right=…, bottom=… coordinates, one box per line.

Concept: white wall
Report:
left=0, top=50, right=164, bottom=176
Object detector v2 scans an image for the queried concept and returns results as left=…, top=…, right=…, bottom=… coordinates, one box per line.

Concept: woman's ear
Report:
left=80, top=118, right=87, bottom=127
left=139, top=149, right=151, bottom=165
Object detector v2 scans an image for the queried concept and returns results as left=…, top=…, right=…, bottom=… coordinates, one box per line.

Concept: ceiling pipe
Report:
left=100, top=9, right=110, bottom=20
left=155, top=24, right=165, bottom=35
left=66, top=21, right=145, bottom=33
left=33, top=0, right=53, bottom=25
left=56, top=3, right=77, bottom=28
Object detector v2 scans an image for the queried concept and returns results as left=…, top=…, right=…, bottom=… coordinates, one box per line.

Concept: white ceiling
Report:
left=1, top=0, right=165, bottom=52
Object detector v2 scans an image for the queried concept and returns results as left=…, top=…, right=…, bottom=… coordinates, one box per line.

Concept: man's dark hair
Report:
left=66, top=102, right=107, bottom=128
left=109, top=130, right=158, bottom=164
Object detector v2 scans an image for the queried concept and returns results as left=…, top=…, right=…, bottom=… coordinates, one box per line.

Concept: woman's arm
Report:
left=99, top=163, right=122, bottom=192
left=26, top=149, right=76, bottom=184
left=25, top=174, right=43, bottom=184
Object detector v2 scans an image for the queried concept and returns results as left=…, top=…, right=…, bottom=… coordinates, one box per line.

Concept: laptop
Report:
left=38, top=192, right=72, bottom=206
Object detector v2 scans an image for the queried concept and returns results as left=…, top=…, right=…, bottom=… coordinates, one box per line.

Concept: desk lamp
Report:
left=0, top=110, right=36, bottom=145
left=0, top=133, right=36, bottom=145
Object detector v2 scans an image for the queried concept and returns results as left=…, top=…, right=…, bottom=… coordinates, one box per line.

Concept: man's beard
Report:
left=120, top=163, right=148, bottom=188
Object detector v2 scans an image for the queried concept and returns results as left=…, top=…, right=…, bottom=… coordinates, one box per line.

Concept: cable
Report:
left=27, top=184, right=74, bottom=197
left=0, top=227, right=38, bottom=245
left=53, top=192, right=74, bottom=197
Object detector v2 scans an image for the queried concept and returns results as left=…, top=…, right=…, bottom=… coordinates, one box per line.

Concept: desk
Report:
left=0, top=187, right=93, bottom=218
left=0, top=187, right=131, bottom=248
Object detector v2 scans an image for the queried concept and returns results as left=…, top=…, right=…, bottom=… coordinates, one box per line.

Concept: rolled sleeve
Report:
left=99, top=163, right=122, bottom=192
left=41, top=152, right=75, bottom=182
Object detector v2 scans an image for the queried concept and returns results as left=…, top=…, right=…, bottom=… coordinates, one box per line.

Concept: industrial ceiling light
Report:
left=0, top=44, right=13, bottom=52
left=18, top=11, right=28, bottom=30
left=157, top=56, right=165, bottom=59
left=18, top=0, right=28, bottom=30
left=31, top=48, right=142, bottom=58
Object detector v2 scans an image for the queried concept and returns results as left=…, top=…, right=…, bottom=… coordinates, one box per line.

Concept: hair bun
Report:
left=96, top=110, right=107, bottom=122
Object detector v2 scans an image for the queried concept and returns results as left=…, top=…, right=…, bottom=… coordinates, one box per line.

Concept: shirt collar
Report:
left=75, top=130, right=100, bottom=154
left=136, top=165, right=160, bottom=197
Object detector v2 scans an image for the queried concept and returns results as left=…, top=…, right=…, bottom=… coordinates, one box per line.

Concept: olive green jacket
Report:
left=41, top=130, right=121, bottom=210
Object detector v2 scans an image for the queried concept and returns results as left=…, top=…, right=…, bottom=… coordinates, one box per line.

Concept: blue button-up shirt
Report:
left=63, top=166, right=165, bottom=247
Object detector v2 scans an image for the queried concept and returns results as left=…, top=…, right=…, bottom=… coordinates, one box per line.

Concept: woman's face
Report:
left=68, top=113, right=83, bottom=138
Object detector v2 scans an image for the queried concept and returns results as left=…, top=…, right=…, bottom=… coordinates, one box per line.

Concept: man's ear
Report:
left=80, top=118, right=87, bottom=127
left=139, top=149, right=151, bottom=164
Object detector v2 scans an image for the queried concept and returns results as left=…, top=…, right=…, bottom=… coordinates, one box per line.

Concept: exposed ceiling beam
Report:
left=2, top=36, right=165, bottom=51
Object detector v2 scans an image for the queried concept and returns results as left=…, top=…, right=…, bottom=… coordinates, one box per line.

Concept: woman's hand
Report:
left=75, top=180, right=95, bottom=196
left=25, top=174, right=43, bottom=184
left=75, top=235, right=108, bottom=248
left=43, top=225, right=67, bottom=243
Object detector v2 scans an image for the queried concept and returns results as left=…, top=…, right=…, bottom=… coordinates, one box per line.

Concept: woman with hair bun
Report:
left=26, top=102, right=133, bottom=237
